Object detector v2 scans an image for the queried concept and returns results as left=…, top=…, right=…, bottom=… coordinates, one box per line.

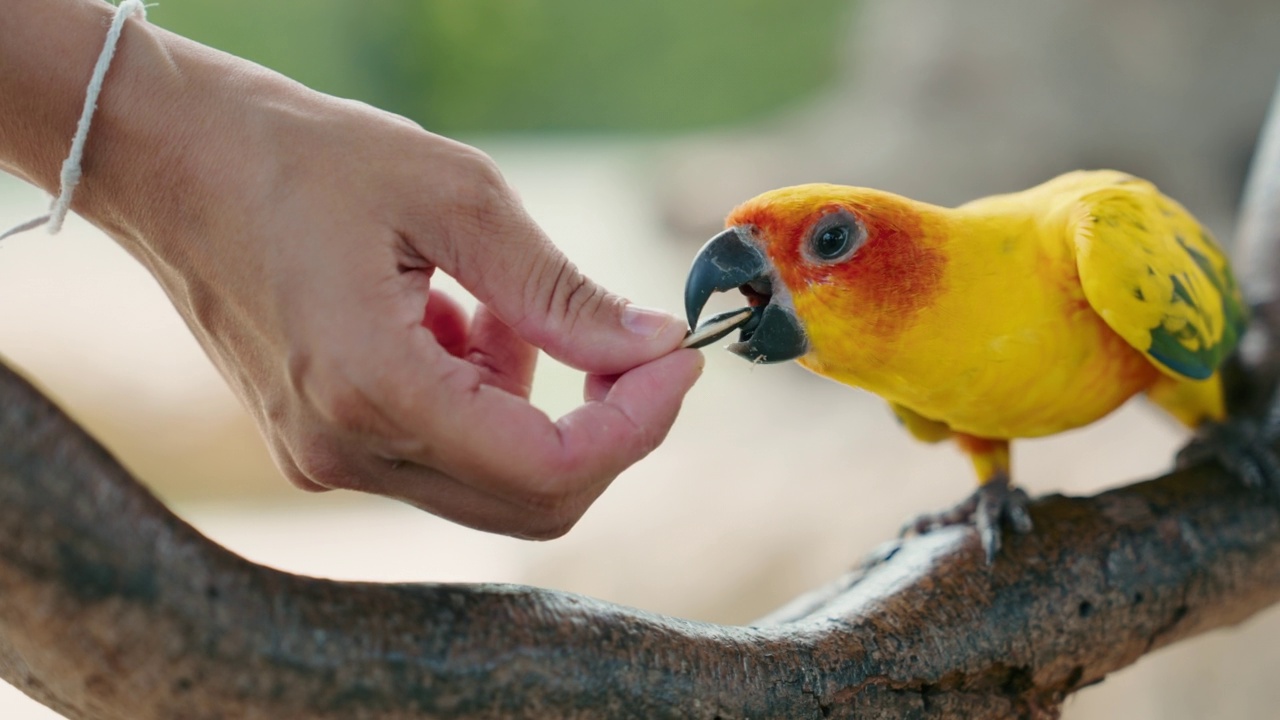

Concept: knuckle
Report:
left=549, top=263, right=591, bottom=321
left=520, top=255, right=610, bottom=341
left=464, top=149, right=507, bottom=193
left=385, top=109, right=425, bottom=132
left=433, top=144, right=529, bottom=279
left=450, top=147, right=512, bottom=220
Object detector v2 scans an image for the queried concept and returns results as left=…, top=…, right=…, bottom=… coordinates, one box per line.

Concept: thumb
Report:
left=517, top=256, right=688, bottom=374
left=430, top=157, right=687, bottom=374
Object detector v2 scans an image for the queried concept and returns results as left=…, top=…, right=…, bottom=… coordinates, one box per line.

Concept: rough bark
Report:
left=1, top=359, right=1278, bottom=720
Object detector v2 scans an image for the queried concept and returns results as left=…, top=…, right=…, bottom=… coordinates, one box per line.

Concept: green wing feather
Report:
left=1071, top=181, right=1247, bottom=380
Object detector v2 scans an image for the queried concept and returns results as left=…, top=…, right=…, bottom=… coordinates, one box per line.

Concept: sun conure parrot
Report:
left=682, top=169, right=1248, bottom=559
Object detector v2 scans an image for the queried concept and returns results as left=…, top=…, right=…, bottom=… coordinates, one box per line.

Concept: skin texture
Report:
left=0, top=0, right=704, bottom=538
left=725, top=171, right=1246, bottom=484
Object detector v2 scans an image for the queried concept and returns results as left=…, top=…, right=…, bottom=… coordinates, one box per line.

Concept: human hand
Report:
left=209, top=110, right=702, bottom=539
left=2, top=3, right=702, bottom=538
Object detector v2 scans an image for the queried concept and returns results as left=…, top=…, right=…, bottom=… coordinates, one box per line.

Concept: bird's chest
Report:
left=798, top=257, right=1159, bottom=439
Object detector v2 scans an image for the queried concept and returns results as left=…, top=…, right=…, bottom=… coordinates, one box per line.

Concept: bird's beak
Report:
left=683, top=226, right=808, bottom=364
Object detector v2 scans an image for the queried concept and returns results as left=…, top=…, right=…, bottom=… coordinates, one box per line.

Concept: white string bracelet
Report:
left=0, top=0, right=148, bottom=243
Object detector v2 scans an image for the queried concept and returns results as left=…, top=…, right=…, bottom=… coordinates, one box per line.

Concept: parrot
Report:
left=682, top=170, right=1249, bottom=559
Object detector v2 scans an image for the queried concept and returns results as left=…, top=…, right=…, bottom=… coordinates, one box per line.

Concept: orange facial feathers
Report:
left=727, top=185, right=946, bottom=341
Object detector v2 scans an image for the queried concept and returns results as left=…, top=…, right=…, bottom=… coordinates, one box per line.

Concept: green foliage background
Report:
left=151, top=0, right=854, bottom=134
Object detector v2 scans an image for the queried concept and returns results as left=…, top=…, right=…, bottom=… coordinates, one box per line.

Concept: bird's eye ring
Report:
left=806, top=210, right=865, bottom=263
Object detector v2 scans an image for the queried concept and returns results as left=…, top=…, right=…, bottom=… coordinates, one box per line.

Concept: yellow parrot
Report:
left=683, top=170, right=1248, bottom=558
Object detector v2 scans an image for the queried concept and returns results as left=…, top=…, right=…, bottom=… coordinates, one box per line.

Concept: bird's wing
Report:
left=1071, top=183, right=1247, bottom=380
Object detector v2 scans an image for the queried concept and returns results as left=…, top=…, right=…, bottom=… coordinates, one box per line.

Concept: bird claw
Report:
left=902, top=474, right=1033, bottom=563
left=1176, top=414, right=1280, bottom=494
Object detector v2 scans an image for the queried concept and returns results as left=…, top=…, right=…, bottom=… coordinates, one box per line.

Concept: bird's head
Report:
left=684, top=183, right=946, bottom=366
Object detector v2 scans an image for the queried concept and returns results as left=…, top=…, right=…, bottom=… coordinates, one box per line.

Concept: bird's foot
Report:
left=902, top=474, right=1033, bottom=562
left=1176, top=413, right=1280, bottom=494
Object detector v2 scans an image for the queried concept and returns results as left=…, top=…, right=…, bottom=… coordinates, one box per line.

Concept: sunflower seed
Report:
left=681, top=307, right=754, bottom=349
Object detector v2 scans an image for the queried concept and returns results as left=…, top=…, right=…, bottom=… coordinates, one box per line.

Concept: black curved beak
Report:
left=683, top=227, right=809, bottom=364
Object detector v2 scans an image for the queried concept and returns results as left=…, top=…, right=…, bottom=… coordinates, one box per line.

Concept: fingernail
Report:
left=621, top=304, right=679, bottom=339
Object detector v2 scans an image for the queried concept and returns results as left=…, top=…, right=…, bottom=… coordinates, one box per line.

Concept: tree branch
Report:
left=2, top=359, right=1278, bottom=720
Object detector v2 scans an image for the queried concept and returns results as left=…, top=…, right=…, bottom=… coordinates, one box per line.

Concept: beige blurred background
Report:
left=3, top=1, right=1280, bottom=717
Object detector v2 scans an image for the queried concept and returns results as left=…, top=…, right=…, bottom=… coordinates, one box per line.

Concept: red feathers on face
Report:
left=728, top=195, right=945, bottom=337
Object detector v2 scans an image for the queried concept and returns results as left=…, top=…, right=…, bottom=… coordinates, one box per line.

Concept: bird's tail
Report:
left=1226, top=73, right=1280, bottom=415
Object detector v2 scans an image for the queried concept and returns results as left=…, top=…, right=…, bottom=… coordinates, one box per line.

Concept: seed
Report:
left=681, top=308, right=754, bottom=349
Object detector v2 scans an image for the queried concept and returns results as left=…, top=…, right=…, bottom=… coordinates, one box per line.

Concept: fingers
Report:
left=552, top=349, right=704, bottom=475
left=584, top=371, right=619, bottom=403
left=466, top=305, right=537, bottom=398
left=421, top=289, right=470, bottom=357
left=375, top=344, right=703, bottom=530
left=285, top=346, right=703, bottom=539
left=287, top=276, right=702, bottom=537
left=444, top=348, right=702, bottom=491
left=380, top=305, right=699, bottom=536
left=266, top=415, right=573, bottom=538
left=403, top=146, right=687, bottom=375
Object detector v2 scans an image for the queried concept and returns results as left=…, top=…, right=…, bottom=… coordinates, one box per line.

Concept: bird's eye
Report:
left=814, top=226, right=850, bottom=260
left=807, top=211, right=864, bottom=263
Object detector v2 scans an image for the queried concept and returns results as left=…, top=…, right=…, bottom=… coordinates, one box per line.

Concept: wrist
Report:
left=0, top=1, right=302, bottom=262
left=74, top=16, right=280, bottom=253
left=0, top=0, right=118, bottom=191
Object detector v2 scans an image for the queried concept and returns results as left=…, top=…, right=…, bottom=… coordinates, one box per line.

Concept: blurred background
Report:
left=3, top=0, right=1280, bottom=717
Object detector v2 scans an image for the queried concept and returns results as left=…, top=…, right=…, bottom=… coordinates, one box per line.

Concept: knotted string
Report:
left=0, top=0, right=148, bottom=243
